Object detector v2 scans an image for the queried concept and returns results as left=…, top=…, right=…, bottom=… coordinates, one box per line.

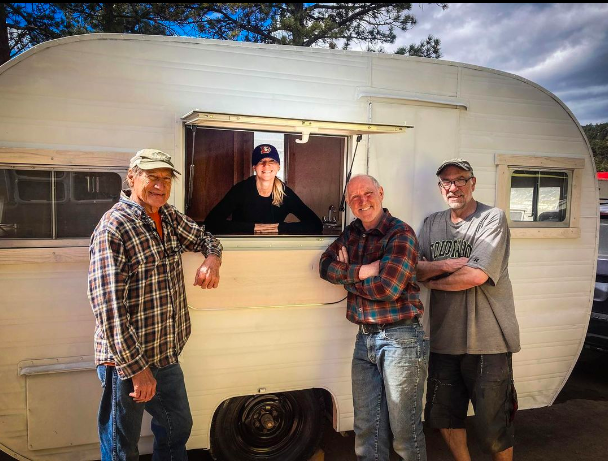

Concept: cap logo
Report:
left=261, top=146, right=271, bottom=154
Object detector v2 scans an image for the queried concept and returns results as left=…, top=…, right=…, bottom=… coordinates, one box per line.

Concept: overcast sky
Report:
left=386, top=3, right=608, bottom=126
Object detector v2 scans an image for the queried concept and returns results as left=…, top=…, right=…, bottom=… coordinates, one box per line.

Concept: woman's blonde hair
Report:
left=272, top=177, right=286, bottom=207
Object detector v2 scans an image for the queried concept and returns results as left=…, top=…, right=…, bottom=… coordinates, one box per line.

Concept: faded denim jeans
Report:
left=352, top=322, right=429, bottom=461
left=97, top=363, right=193, bottom=461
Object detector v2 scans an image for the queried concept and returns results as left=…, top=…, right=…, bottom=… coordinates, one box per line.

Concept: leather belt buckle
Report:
left=359, top=317, right=419, bottom=335
left=359, top=323, right=382, bottom=335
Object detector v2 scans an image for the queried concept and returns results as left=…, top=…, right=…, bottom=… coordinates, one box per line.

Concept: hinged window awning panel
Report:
left=182, top=111, right=412, bottom=136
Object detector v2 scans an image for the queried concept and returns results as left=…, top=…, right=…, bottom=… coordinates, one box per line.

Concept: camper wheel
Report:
left=210, top=389, right=324, bottom=461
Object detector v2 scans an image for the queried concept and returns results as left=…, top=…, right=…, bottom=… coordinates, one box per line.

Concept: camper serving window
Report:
left=495, top=154, right=585, bottom=238
left=0, top=168, right=122, bottom=242
left=182, top=112, right=409, bottom=237
left=184, top=127, right=345, bottom=236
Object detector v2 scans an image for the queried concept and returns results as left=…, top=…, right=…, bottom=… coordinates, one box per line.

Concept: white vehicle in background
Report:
left=0, top=34, right=598, bottom=460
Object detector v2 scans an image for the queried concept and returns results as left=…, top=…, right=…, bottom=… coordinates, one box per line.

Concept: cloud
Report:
left=391, top=3, right=608, bottom=124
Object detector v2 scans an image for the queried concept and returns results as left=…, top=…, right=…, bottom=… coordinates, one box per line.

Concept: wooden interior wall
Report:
left=285, top=135, right=345, bottom=223
left=185, top=128, right=254, bottom=222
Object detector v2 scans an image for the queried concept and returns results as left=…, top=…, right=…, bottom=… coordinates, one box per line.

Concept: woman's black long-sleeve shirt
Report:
left=204, top=176, right=323, bottom=235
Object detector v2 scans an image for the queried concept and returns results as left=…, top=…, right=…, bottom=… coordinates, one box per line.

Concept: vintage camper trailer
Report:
left=0, top=34, right=598, bottom=460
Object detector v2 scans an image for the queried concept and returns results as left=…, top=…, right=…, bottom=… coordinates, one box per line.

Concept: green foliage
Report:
left=584, top=123, right=608, bottom=142
left=583, top=123, right=608, bottom=172
left=56, top=3, right=177, bottom=35
left=1, top=3, right=449, bottom=65
left=0, top=3, right=64, bottom=63
left=395, top=34, right=441, bottom=58
left=181, top=3, right=449, bottom=51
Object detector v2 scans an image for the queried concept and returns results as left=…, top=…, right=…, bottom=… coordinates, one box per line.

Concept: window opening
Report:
left=509, top=169, right=570, bottom=225
left=184, top=127, right=346, bottom=236
left=0, top=168, right=123, bottom=241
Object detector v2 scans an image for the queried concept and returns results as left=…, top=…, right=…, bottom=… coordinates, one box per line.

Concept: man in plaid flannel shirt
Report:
left=319, top=174, right=429, bottom=461
left=88, top=149, right=222, bottom=460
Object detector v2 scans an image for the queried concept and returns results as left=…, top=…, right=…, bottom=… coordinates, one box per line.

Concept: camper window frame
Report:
left=495, top=154, right=585, bottom=238
left=507, top=168, right=572, bottom=227
left=179, top=111, right=411, bottom=249
left=0, top=148, right=131, bottom=256
left=0, top=165, right=126, bottom=247
left=181, top=126, right=359, bottom=246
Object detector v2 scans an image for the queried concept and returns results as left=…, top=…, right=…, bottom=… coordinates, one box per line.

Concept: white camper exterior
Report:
left=0, top=34, right=598, bottom=460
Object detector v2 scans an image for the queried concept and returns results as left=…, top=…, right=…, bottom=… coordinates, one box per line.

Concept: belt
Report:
left=358, top=317, right=419, bottom=335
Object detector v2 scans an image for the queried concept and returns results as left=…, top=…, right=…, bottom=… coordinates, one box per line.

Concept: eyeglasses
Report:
left=438, top=176, right=474, bottom=190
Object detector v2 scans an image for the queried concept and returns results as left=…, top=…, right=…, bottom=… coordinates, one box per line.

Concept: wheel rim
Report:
left=234, top=393, right=304, bottom=457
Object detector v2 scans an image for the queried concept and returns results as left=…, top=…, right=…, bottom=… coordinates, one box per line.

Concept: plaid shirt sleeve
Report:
left=89, top=226, right=149, bottom=378
left=344, top=229, right=418, bottom=301
left=319, top=228, right=362, bottom=285
left=170, top=208, right=223, bottom=258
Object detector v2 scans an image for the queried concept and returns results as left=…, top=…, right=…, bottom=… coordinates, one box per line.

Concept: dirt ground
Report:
left=2, top=348, right=607, bottom=461
left=318, top=347, right=608, bottom=461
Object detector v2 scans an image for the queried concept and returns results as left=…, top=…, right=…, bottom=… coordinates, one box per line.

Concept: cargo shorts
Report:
left=424, top=352, right=517, bottom=454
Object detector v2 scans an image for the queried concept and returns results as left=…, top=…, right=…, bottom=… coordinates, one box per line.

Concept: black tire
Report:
left=210, top=390, right=324, bottom=461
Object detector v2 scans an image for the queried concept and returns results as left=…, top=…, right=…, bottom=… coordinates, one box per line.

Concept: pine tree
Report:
left=1, top=3, right=448, bottom=65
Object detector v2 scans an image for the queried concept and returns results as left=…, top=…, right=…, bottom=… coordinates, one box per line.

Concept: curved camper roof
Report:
left=0, top=33, right=592, bottom=131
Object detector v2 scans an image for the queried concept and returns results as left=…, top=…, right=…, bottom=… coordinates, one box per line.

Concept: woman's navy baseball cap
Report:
left=252, top=144, right=280, bottom=166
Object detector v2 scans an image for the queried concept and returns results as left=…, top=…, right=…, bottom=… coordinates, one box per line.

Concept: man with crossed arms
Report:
left=417, top=159, right=520, bottom=461
left=320, top=174, right=428, bottom=461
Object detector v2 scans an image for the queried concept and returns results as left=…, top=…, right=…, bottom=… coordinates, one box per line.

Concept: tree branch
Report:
left=200, top=6, right=281, bottom=44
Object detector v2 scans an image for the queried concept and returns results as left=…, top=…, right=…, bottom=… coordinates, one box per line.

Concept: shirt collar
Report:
left=353, top=208, right=392, bottom=235
left=119, top=190, right=169, bottom=220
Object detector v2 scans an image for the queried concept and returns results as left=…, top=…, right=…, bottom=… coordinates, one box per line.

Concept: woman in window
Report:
left=204, top=144, right=323, bottom=235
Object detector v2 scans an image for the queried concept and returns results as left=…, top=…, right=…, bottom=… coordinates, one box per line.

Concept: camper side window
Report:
left=495, top=154, right=585, bottom=238
left=509, top=169, right=571, bottom=225
left=0, top=168, right=123, bottom=241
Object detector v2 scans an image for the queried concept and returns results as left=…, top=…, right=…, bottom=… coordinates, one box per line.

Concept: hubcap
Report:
left=235, top=394, right=303, bottom=455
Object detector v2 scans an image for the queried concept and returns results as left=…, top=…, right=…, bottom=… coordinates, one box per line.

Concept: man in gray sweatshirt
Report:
left=416, top=159, right=520, bottom=461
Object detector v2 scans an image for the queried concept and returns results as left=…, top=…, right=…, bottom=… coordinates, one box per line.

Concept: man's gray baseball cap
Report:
left=436, top=158, right=474, bottom=176
left=129, top=149, right=181, bottom=175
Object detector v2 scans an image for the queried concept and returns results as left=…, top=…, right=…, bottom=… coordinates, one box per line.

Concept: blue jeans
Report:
left=352, top=322, right=429, bottom=461
left=97, top=363, right=193, bottom=461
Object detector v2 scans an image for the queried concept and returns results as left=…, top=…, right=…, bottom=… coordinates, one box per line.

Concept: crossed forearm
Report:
left=424, top=265, right=488, bottom=291
left=416, top=257, right=468, bottom=282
